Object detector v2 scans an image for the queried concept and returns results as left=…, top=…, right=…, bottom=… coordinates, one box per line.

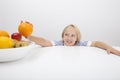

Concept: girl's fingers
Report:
left=25, top=21, right=33, bottom=27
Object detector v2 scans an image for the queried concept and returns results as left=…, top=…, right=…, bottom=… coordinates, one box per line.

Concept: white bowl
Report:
left=0, top=42, right=35, bottom=62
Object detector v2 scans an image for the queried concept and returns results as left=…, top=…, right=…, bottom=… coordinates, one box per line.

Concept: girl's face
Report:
left=62, top=27, right=77, bottom=46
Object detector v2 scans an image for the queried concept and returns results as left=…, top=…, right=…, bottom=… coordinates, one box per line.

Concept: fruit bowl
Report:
left=0, top=42, right=35, bottom=62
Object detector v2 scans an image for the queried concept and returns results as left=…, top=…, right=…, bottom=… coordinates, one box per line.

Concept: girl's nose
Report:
left=67, top=36, right=71, bottom=39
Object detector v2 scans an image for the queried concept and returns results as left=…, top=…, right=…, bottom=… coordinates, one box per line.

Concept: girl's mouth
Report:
left=64, top=40, right=73, bottom=45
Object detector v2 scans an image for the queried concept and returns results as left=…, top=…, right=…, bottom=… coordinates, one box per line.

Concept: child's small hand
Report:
left=106, top=48, right=120, bottom=56
left=25, top=21, right=33, bottom=27
left=20, top=20, right=33, bottom=27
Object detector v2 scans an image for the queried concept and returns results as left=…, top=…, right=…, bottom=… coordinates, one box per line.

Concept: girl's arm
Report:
left=27, top=35, right=53, bottom=47
left=91, top=41, right=120, bottom=56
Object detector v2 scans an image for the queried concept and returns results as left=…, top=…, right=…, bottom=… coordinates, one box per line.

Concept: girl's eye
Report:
left=71, top=34, right=75, bottom=37
left=64, top=33, right=68, bottom=36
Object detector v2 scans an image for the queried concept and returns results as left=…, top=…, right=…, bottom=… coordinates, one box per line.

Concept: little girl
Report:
left=26, top=24, right=120, bottom=56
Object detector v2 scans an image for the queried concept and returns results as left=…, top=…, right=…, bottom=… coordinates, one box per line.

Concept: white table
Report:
left=0, top=46, right=120, bottom=80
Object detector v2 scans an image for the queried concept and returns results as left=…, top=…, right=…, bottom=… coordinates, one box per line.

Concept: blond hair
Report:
left=62, top=24, right=81, bottom=43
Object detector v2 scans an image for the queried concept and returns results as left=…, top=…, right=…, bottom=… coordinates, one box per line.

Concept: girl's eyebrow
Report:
left=64, top=33, right=69, bottom=35
left=71, top=34, right=75, bottom=36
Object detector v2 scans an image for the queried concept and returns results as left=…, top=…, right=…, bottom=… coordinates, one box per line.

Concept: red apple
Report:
left=11, top=32, right=22, bottom=41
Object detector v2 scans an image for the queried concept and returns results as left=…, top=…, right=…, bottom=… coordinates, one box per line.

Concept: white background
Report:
left=0, top=0, right=120, bottom=46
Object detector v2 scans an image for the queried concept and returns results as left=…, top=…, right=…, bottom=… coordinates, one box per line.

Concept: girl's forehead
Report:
left=64, top=27, right=76, bottom=33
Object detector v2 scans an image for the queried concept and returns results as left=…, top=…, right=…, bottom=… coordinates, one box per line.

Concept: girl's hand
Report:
left=20, top=20, right=33, bottom=27
left=106, top=48, right=120, bottom=56
left=25, top=21, right=33, bottom=27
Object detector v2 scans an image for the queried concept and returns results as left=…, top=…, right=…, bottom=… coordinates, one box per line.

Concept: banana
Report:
left=12, top=39, right=29, bottom=48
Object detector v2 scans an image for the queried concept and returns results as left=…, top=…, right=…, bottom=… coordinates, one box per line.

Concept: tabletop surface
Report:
left=0, top=46, right=120, bottom=80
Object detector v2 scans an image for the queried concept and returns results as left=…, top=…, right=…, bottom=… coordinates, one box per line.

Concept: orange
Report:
left=0, top=30, right=9, bottom=37
left=18, top=22, right=33, bottom=37
left=0, top=36, right=13, bottom=49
